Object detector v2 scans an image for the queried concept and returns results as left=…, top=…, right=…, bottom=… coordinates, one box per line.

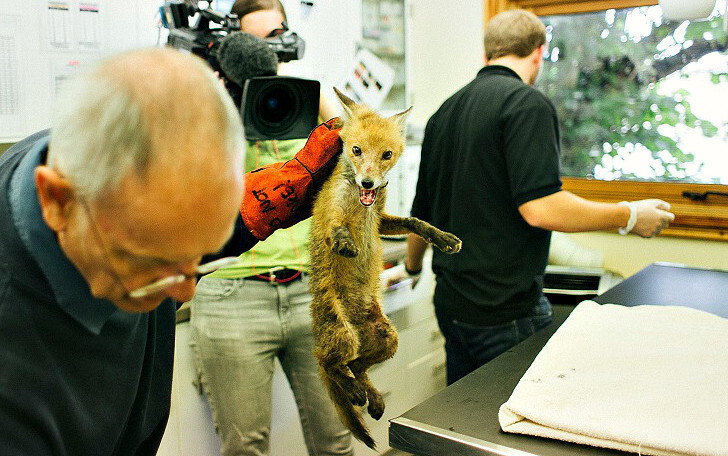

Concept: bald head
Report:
left=38, top=47, right=246, bottom=311
left=49, top=47, right=244, bottom=202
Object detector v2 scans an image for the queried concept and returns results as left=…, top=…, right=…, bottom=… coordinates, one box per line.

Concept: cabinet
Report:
left=360, top=0, right=410, bottom=112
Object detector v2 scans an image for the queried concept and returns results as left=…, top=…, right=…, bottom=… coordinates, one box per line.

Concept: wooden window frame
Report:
left=484, top=0, right=728, bottom=241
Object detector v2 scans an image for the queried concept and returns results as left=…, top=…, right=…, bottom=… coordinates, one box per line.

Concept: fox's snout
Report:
left=355, top=174, right=384, bottom=190
left=354, top=173, right=385, bottom=207
left=347, top=158, right=391, bottom=207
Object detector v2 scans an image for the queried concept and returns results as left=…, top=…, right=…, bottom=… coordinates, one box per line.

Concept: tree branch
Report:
left=652, top=39, right=728, bottom=80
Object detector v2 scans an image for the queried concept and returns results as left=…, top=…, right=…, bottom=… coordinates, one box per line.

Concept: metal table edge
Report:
left=389, top=417, right=539, bottom=456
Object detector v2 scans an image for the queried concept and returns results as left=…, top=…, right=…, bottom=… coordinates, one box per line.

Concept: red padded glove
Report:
left=241, top=118, right=343, bottom=240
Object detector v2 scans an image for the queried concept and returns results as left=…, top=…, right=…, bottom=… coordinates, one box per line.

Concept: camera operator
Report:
left=188, top=2, right=353, bottom=456
left=232, top=0, right=339, bottom=122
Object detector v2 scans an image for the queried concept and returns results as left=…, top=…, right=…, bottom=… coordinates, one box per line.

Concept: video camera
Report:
left=161, top=0, right=320, bottom=140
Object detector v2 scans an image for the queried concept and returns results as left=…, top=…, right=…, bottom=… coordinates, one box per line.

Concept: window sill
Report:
left=486, top=0, right=659, bottom=22
left=504, top=0, right=657, bottom=15
left=562, top=178, right=728, bottom=241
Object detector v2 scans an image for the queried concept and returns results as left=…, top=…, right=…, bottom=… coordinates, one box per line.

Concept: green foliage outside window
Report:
left=538, top=3, right=728, bottom=184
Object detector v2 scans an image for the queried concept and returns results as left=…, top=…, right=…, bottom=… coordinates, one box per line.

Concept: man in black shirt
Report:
left=405, top=9, right=675, bottom=385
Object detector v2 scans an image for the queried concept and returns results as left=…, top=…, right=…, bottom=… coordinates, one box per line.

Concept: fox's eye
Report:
left=352, top=146, right=362, bottom=156
left=382, top=150, right=393, bottom=160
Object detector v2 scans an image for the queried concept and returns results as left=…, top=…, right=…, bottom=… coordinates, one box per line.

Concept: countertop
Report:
left=389, top=263, right=728, bottom=456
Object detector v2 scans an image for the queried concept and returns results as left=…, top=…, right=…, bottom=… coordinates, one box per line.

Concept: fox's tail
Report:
left=321, top=371, right=376, bottom=449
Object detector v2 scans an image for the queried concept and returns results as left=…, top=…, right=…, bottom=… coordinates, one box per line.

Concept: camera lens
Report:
left=256, top=84, right=298, bottom=128
left=242, top=76, right=320, bottom=141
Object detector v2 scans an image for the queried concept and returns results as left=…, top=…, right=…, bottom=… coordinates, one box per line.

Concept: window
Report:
left=488, top=0, right=728, bottom=240
left=538, top=5, right=728, bottom=184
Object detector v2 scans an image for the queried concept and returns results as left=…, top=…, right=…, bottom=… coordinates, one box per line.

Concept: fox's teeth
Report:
left=359, top=187, right=378, bottom=207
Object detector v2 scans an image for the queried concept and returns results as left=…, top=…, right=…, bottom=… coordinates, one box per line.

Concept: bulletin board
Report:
left=0, top=0, right=163, bottom=142
left=0, top=0, right=363, bottom=143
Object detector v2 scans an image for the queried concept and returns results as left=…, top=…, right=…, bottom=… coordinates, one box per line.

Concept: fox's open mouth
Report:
left=359, top=187, right=378, bottom=206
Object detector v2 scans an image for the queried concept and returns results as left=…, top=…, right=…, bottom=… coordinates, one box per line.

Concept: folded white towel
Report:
left=499, top=301, right=728, bottom=456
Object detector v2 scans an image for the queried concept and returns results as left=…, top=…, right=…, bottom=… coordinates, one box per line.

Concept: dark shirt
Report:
left=411, top=65, right=562, bottom=325
left=0, top=131, right=174, bottom=455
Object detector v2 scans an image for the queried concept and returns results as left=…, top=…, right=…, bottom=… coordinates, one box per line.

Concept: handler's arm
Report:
left=519, top=190, right=674, bottom=238
left=204, top=118, right=342, bottom=261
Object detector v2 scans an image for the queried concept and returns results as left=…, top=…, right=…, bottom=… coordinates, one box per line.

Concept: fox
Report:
left=308, top=87, right=462, bottom=449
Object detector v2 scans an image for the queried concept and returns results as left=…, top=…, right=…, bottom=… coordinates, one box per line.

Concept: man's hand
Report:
left=241, top=118, right=343, bottom=240
left=382, top=264, right=422, bottom=291
left=629, top=199, right=675, bottom=238
left=404, top=264, right=422, bottom=289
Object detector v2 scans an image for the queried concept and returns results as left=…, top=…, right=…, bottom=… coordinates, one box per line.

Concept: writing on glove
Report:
left=241, top=118, right=343, bottom=240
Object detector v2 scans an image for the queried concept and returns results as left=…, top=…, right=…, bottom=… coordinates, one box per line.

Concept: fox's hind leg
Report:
left=311, top=290, right=367, bottom=405
left=379, top=214, right=462, bottom=253
left=348, top=303, right=399, bottom=420
left=347, top=364, right=384, bottom=419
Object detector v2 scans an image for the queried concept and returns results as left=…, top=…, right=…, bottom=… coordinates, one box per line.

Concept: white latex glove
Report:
left=627, top=199, right=675, bottom=238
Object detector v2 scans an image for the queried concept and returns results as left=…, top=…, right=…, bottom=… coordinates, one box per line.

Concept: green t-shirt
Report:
left=208, top=138, right=310, bottom=279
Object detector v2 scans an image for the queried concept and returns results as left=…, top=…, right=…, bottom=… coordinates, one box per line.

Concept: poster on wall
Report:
left=339, top=48, right=394, bottom=110
left=44, top=0, right=105, bottom=51
left=47, top=1, right=74, bottom=50
left=78, top=2, right=102, bottom=51
left=52, top=58, right=87, bottom=98
left=0, top=14, right=23, bottom=140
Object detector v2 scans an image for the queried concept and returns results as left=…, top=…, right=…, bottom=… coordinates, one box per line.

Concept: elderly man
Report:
left=0, top=48, right=341, bottom=455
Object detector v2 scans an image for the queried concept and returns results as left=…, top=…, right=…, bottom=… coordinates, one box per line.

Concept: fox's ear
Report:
left=333, top=87, right=356, bottom=119
left=389, top=106, right=412, bottom=132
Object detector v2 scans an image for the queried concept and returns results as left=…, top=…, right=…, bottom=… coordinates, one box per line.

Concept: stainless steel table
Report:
left=388, top=263, right=728, bottom=456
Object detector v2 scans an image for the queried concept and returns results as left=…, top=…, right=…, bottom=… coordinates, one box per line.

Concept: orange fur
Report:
left=308, top=88, right=462, bottom=448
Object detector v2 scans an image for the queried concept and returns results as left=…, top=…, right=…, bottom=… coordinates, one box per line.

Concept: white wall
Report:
left=407, top=0, right=484, bottom=127
left=0, top=0, right=162, bottom=142
left=2, top=0, right=482, bottom=141
left=276, top=0, right=486, bottom=127
left=278, top=0, right=361, bottom=91
left=568, top=232, right=728, bottom=278
left=1, top=0, right=359, bottom=143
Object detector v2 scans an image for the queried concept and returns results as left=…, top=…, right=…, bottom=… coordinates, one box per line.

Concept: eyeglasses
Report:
left=77, top=198, right=241, bottom=299
left=127, top=256, right=241, bottom=298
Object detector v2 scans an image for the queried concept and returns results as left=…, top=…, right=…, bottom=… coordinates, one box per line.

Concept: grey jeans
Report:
left=189, top=275, right=353, bottom=456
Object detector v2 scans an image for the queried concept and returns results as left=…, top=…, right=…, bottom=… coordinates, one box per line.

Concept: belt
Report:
left=244, top=267, right=304, bottom=284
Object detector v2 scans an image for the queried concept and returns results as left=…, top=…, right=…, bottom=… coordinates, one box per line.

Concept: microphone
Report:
left=217, top=32, right=278, bottom=87
left=216, top=30, right=319, bottom=141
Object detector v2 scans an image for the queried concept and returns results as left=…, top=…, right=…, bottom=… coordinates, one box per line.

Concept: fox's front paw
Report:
left=331, top=226, right=359, bottom=257
left=430, top=230, right=462, bottom=254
